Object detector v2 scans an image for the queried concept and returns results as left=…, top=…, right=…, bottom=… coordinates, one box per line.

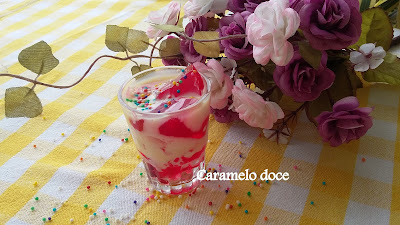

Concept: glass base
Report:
left=144, top=161, right=204, bottom=195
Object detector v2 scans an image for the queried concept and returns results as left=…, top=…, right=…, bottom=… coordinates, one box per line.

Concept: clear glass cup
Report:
left=118, top=66, right=211, bottom=194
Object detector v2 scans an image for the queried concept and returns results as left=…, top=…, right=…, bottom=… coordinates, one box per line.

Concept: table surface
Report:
left=0, top=0, right=400, bottom=224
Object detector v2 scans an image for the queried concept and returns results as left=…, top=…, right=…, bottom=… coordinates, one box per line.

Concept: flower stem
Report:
left=149, top=37, right=164, bottom=67
left=266, top=102, right=307, bottom=143
left=31, top=73, right=41, bottom=90
left=261, top=85, right=277, bottom=100
left=0, top=54, right=178, bottom=89
left=125, top=51, right=139, bottom=67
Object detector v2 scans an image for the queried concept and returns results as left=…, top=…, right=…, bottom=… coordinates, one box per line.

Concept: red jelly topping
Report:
left=159, top=117, right=209, bottom=139
left=157, top=65, right=204, bottom=100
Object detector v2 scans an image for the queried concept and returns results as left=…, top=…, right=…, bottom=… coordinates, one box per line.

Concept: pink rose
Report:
left=194, top=59, right=233, bottom=109
left=232, top=79, right=284, bottom=129
left=146, top=2, right=181, bottom=39
left=246, top=0, right=300, bottom=66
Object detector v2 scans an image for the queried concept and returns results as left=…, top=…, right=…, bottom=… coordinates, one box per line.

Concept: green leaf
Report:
left=207, top=17, right=220, bottom=31
left=159, top=38, right=181, bottom=58
left=348, top=67, right=364, bottom=91
left=151, top=24, right=184, bottom=33
left=236, top=60, right=274, bottom=91
left=105, top=25, right=129, bottom=52
left=305, top=61, right=362, bottom=124
left=364, top=53, right=400, bottom=84
left=131, top=65, right=152, bottom=76
left=18, top=41, right=59, bottom=75
left=192, top=31, right=220, bottom=58
left=106, top=25, right=149, bottom=53
left=298, top=41, right=322, bottom=69
left=305, top=91, right=332, bottom=125
left=327, top=61, right=361, bottom=102
left=381, top=0, right=399, bottom=11
left=352, top=8, right=393, bottom=51
left=278, top=95, right=304, bottom=111
left=5, top=87, right=43, bottom=118
left=397, top=3, right=400, bottom=28
left=126, top=29, right=149, bottom=54
left=360, top=0, right=371, bottom=12
left=374, top=0, right=387, bottom=7
left=268, top=88, right=283, bottom=104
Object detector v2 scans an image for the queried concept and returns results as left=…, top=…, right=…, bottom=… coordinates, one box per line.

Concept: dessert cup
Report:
left=118, top=66, right=211, bottom=194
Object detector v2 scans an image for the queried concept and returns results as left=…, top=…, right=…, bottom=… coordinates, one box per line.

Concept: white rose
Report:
left=146, top=1, right=181, bottom=39
left=184, top=0, right=228, bottom=18
left=246, top=0, right=300, bottom=66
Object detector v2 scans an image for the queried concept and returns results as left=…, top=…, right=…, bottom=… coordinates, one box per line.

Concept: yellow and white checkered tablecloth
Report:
left=0, top=0, right=400, bottom=224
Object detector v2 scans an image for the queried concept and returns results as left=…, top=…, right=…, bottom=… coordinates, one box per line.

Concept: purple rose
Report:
left=290, top=0, right=362, bottom=50
left=211, top=99, right=239, bottom=123
left=228, top=0, right=266, bottom=13
left=162, top=36, right=187, bottom=66
left=315, top=96, right=373, bottom=147
left=273, top=49, right=335, bottom=102
left=180, top=17, right=208, bottom=64
left=218, top=12, right=253, bottom=60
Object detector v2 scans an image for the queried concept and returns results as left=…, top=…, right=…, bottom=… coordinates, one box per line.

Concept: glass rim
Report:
left=118, top=66, right=212, bottom=116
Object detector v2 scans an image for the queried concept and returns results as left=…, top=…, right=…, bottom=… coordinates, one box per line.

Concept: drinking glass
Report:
left=118, top=66, right=211, bottom=194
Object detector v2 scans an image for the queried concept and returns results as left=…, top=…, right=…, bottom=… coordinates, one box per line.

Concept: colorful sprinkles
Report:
left=125, top=69, right=192, bottom=113
left=25, top=81, right=277, bottom=224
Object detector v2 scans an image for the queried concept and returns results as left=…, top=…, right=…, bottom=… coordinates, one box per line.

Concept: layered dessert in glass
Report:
left=118, top=65, right=211, bottom=194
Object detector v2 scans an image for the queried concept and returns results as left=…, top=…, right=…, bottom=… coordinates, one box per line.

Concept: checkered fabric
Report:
left=0, top=0, right=399, bottom=224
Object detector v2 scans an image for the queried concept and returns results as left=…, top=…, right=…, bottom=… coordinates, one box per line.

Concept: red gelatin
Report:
left=145, top=146, right=206, bottom=185
left=159, top=117, right=208, bottom=139
left=157, top=66, right=204, bottom=100
left=129, top=118, right=144, bottom=131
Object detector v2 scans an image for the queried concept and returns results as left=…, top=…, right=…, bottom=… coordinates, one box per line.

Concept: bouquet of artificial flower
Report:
left=141, top=0, right=400, bottom=147
left=2, top=0, right=399, bottom=147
